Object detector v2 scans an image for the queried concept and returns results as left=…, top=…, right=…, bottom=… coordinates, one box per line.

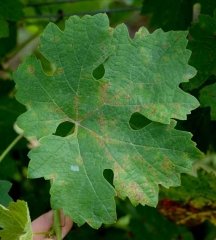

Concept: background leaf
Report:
left=141, top=0, right=216, bottom=31
left=0, top=0, right=24, bottom=38
left=159, top=169, right=216, bottom=225
left=182, top=11, right=216, bottom=91
left=200, top=83, right=216, bottom=120
left=0, top=180, right=12, bottom=207
left=129, top=205, right=194, bottom=240
left=0, top=200, right=33, bottom=240
left=141, top=0, right=194, bottom=31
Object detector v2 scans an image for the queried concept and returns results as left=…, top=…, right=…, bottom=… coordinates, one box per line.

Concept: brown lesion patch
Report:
left=99, top=82, right=110, bottom=102
left=97, top=115, right=107, bottom=130
left=49, top=173, right=56, bottom=180
left=75, top=156, right=83, bottom=164
left=210, top=93, right=216, bottom=98
left=177, top=104, right=181, bottom=109
left=28, top=65, right=35, bottom=76
left=56, top=68, right=63, bottom=74
left=83, top=73, right=90, bottom=79
left=126, top=181, right=147, bottom=203
left=59, top=181, right=67, bottom=186
left=87, top=220, right=92, bottom=226
left=55, top=106, right=63, bottom=113
left=52, top=37, right=59, bottom=42
left=162, top=56, right=169, bottom=62
left=151, top=108, right=157, bottom=114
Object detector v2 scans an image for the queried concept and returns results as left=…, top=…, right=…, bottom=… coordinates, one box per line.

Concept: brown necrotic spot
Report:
left=99, top=82, right=109, bottom=102
left=49, top=173, right=56, bottom=180
left=56, top=68, right=63, bottom=74
left=28, top=65, right=35, bottom=75
left=151, top=108, right=157, bottom=114
left=52, top=37, right=59, bottom=42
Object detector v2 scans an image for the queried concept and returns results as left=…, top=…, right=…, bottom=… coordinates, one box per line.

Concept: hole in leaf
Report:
left=92, top=63, right=105, bottom=80
left=103, top=169, right=114, bottom=186
left=129, top=112, right=152, bottom=130
left=54, top=121, right=75, bottom=137
left=34, top=49, right=55, bottom=76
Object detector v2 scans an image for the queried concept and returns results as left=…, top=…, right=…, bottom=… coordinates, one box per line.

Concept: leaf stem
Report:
left=33, top=231, right=51, bottom=235
left=53, top=209, right=62, bottom=240
left=0, top=134, right=24, bottom=163
left=50, top=179, right=62, bottom=240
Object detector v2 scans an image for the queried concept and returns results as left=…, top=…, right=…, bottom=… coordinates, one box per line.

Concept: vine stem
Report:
left=0, top=134, right=24, bottom=162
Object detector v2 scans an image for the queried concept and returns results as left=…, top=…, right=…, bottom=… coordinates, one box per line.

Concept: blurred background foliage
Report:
left=0, top=0, right=216, bottom=239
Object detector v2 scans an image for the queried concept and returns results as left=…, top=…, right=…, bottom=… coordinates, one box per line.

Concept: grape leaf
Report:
left=0, top=22, right=17, bottom=57
left=0, top=17, right=9, bottom=38
left=0, top=0, right=24, bottom=38
left=159, top=169, right=216, bottom=225
left=141, top=0, right=194, bottom=31
left=161, top=169, right=216, bottom=208
left=0, top=200, right=33, bottom=240
left=129, top=205, right=194, bottom=240
left=0, top=180, right=12, bottom=207
left=182, top=11, right=216, bottom=90
left=14, top=14, right=202, bottom=228
left=0, top=79, right=25, bottom=150
left=200, top=83, right=216, bottom=120
left=141, top=0, right=216, bottom=31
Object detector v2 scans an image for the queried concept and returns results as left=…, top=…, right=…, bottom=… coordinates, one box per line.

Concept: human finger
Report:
left=32, top=211, right=54, bottom=240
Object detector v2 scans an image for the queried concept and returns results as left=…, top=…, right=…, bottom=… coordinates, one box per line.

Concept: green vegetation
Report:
left=0, top=1, right=216, bottom=239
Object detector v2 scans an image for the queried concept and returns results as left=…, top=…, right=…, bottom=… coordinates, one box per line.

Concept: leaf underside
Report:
left=14, top=14, right=202, bottom=228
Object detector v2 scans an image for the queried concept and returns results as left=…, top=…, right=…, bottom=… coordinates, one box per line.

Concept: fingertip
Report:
left=62, top=216, right=73, bottom=238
